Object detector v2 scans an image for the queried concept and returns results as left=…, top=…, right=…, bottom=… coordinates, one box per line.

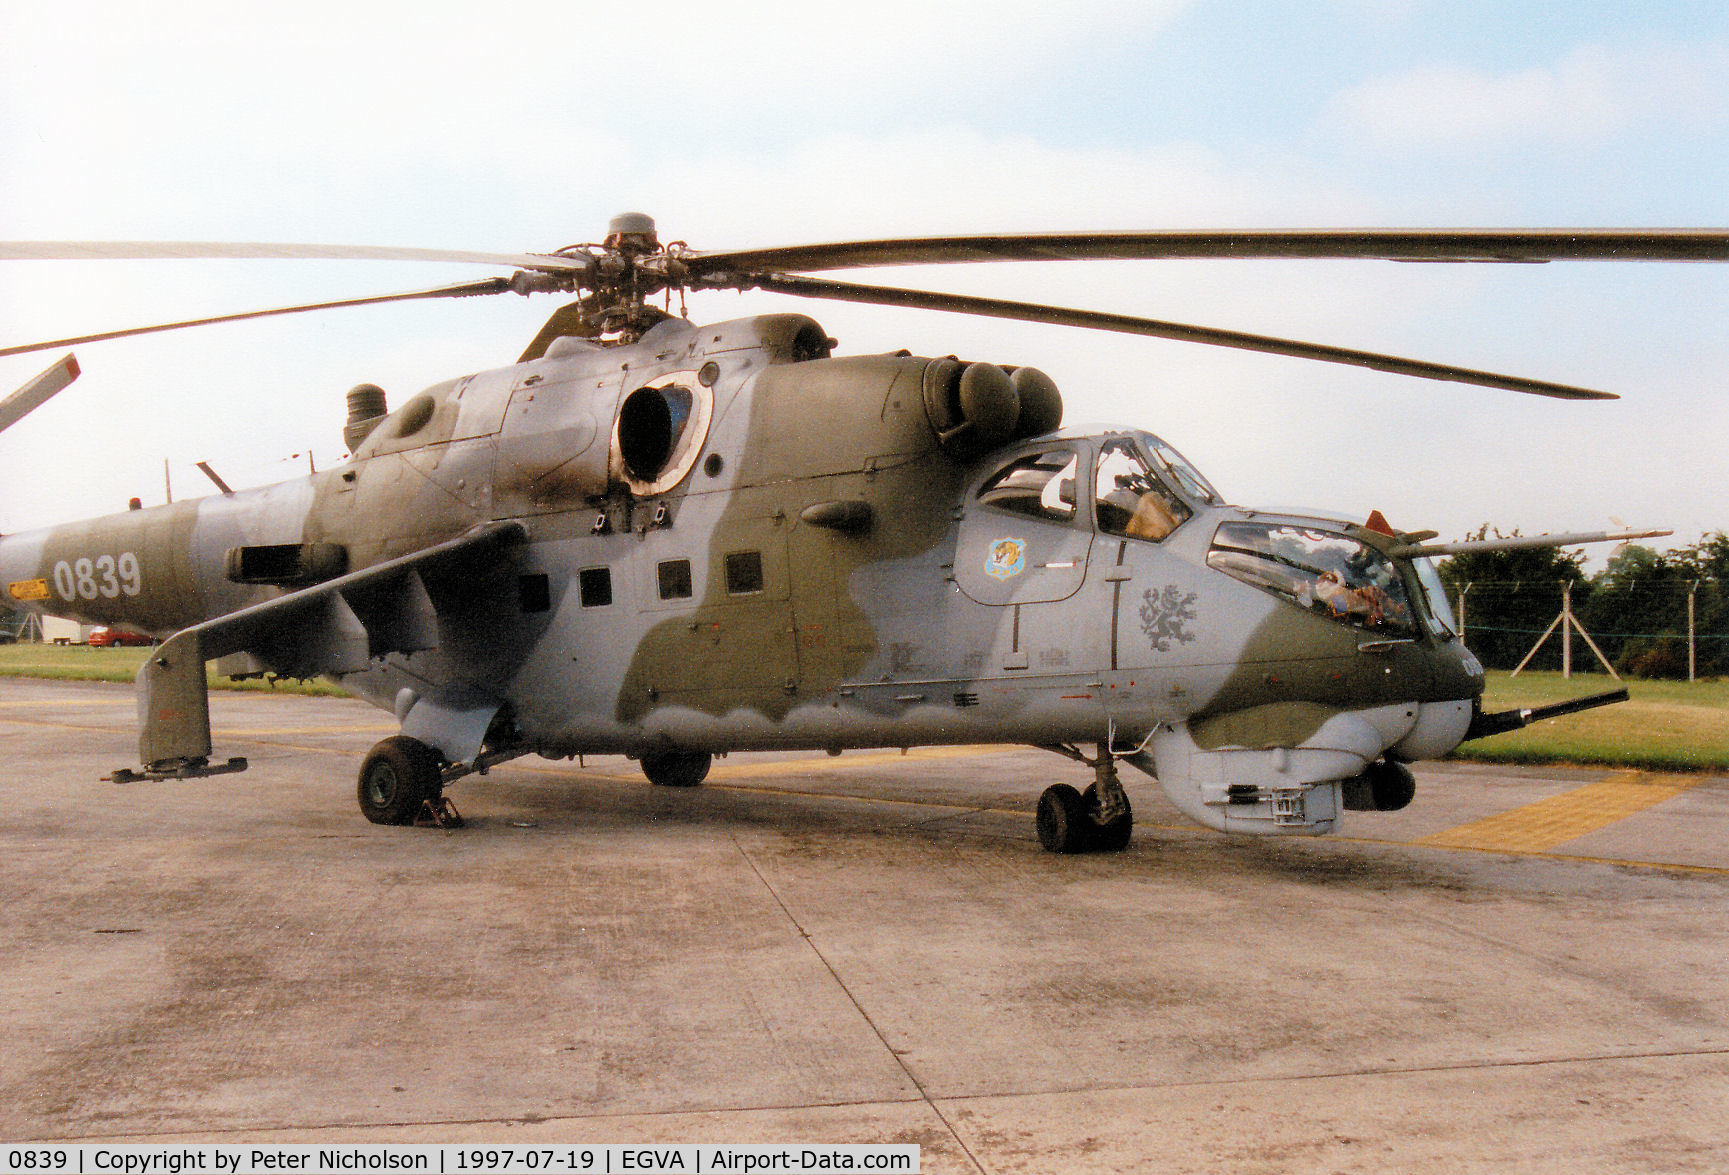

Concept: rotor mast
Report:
left=521, top=213, right=685, bottom=351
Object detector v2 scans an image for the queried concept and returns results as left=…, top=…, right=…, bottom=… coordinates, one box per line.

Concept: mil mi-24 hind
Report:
left=0, top=215, right=1718, bottom=851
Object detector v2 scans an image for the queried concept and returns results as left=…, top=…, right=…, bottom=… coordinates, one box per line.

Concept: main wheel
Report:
left=641, top=749, right=712, bottom=788
left=357, top=735, right=444, bottom=825
left=1082, top=783, right=1134, bottom=852
left=1036, top=783, right=1092, bottom=854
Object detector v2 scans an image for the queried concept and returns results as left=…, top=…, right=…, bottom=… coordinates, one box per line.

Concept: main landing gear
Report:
left=641, top=749, right=712, bottom=788
left=357, top=735, right=461, bottom=827
left=1037, top=743, right=1133, bottom=854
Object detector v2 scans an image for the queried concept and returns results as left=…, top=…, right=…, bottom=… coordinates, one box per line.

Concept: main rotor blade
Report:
left=0, top=241, right=588, bottom=272
left=750, top=273, right=1617, bottom=400
left=0, top=278, right=512, bottom=359
left=691, top=228, right=1729, bottom=276
left=0, top=352, right=79, bottom=435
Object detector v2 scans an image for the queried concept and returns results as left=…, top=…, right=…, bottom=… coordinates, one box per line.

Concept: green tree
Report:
left=1582, top=544, right=1692, bottom=677
left=1436, top=526, right=1590, bottom=672
left=1631, top=531, right=1729, bottom=678
left=1672, top=532, right=1729, bottom=584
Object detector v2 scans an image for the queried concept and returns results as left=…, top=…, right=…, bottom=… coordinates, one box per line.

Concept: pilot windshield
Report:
left=1413, top=557, right=1458, bottom=638
left=1142, top=434, right=1221, bottom=505
left=1094, top=438, right=1191, bottom=541
left=1207, top=522, right=1417, bottom=637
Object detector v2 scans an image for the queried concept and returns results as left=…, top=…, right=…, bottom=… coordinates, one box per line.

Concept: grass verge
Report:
left=1454, top=671, right=1728, bottom=772
left=0, top=643, right=347, bottom=697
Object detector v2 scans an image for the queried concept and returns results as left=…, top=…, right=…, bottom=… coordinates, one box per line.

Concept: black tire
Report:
left=1036, top=783, right=1092, bottom=854
left=357, top=735, right=444, bottom=825
left=1082, top=783, right=1134, bottom=853
left=641, top=749, right=711, bottom=788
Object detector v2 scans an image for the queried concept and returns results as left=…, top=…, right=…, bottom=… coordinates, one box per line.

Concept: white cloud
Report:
left=1328, top=42, right=1729, bottom=152
left=0, top=1, right=1193, bottom=222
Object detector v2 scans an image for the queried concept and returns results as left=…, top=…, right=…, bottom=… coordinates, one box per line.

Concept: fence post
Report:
left=1562, top=581, right=1572, bottom=679
left=1690, top=581, right=1699, bottom=683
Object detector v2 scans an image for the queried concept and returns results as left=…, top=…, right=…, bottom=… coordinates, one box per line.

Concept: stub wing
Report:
left=110, top=522, right=525, bottom=781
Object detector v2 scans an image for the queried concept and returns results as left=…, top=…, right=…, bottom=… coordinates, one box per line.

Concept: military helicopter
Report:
left=0, top=215, right=1719, bottom=852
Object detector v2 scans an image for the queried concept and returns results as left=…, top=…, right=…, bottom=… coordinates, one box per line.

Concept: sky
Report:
left=1, top=0, right=1725, bottom=562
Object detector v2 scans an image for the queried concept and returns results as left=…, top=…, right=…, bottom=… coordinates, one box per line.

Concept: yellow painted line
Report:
left=518, top=746, right=1019, bottom=812
left=0, top=698, right=116, bottom=708
left=708, top=744, right=1004, bottom=780
left=213, top=725, right=398, bottom=737
left=1342, top=834, right=1729, bottom=877
left=1416, top=770, right=1702, bottom=854
left=0, top=716, right=122, bottom=731
left=519, top=766, right=1029, bottom=817
left=542, top=744, right=1006, bottom=782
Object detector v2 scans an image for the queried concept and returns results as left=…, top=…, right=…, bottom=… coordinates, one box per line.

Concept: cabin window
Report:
left=657, top=558, right=693, bottom=601
left=1094, top=438, right=1190, bottom=541
left=1207, top=522, right=1417, bottom=637
left=976, top=449, right=1079, bottom=523
left=579, top=567, right=613, bottom=608
left=725, top=551, right=764, bottom=595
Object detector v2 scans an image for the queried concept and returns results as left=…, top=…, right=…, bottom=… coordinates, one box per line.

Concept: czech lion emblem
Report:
left=1139, top=584, right=1199, bottom=652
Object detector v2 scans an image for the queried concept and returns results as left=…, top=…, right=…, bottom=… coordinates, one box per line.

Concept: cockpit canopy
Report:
left=967, top=429, right=1454, bottom=643
left=972, top=430, right=1220, bottom=542
left=1207, top=522, right=1419, bottom=638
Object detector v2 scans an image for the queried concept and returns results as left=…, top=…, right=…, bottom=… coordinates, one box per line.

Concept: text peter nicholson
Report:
left=1, top=1145, right=920, bottom=1175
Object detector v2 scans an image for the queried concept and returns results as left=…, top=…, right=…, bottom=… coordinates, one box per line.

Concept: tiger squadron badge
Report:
left=985, top=538, right=1027, bottom=579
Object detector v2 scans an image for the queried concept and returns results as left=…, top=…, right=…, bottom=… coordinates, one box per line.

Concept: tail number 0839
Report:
left=52, top=554, right=143, bottom=601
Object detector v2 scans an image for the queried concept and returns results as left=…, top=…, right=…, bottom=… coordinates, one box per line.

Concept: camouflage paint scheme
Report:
left=0, top=312, right=1485, bottom=836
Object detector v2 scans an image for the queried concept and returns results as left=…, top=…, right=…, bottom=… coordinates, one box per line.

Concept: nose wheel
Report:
left=1036, top=744, right=1134, bottom=853
left=1082, top=781, right=1134, bottom=852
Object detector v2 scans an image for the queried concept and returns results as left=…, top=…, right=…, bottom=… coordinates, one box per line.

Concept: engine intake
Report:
left=922, top=359, right=1063, bottom=458
left=342, top=384, right=389, bottom=453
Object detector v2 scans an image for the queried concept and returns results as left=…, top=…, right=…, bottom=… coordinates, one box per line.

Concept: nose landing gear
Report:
left=1036, top=743, right=1134, bottom=854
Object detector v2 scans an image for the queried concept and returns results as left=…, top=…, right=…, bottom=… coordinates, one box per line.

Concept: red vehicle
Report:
left=87, top=626, right=153, bottom=648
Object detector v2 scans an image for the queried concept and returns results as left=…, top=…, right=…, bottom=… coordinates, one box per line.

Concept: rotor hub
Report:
left=604, top=212, right=660, bottom=256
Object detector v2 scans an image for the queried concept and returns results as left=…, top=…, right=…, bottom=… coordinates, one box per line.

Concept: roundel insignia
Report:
left=985, top=537, right=1027, bottom=579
